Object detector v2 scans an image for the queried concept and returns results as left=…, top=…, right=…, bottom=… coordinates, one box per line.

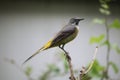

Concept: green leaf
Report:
left=47, top=64, right=60, bottom=74
left=93, top=18, right=105, bottom=24
left=89, top=34, right=105, bottom=44
left=109, top=62, right=119, bottom=73
left=99, top=8, right=110, bottom=15
left=101, top=4, right=109, bottom=9
left=112, top=44, right=120, bottom=54
left=100, top=40, right=110, bottom=46
left=110, top=19, right=120, bottom=29
left=59, top=53, right=69, bottom=73
left=39, top=70, right=51, bottom=80
left=25, top=66, right=32, bottom=76
left=89, top=60, right=104, bottom=77
left=40, top=64, right=60, bottom=80
left=63, top=59, right=69, bottom=73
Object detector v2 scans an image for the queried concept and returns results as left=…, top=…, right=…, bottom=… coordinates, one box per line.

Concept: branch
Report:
left=61, top=48, right=76, bottom=80
left=80, top=46, right=98, bottom=80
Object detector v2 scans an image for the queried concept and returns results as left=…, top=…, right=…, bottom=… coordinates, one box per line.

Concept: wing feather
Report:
left=51, top=25, right=76, bottom=45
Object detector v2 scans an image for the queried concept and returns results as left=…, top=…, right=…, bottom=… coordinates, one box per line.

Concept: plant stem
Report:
left=105, top=16, right=110, bottom=79
left=80, top=46, right=98, bottom=80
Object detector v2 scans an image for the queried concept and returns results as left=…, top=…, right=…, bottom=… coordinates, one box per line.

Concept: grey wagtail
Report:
left=23, top=18, right=84, bottom=64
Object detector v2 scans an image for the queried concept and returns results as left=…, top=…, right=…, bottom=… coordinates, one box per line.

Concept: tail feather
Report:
left=22, top=39, right=53, bottom=65
left=22, top=47, right=44, bottom=65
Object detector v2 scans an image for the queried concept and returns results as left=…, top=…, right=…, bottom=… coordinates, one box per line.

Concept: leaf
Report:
left=109, top=62, right=119, bottom=73
left=101, top=4, right=109, bottom=9
left=93, top=18, right=105, bottom=24
left=25, top=66, right=32, bottom=76
left=100, top=40, right=110, bottom=46
left=110, top=19, right=120, bottom=29
left=115, top=47, right=120, bottom=54
left=47, top=64, right=60, bottom=74
left=89, top=34, right=105, bottom=44
left=99, top=8, right=110, bottom=15
left=63, top=59, right=69, bottom=73
left=40, top=64, right=60, bottom=80
left=112, top=44, right=120, bottom=54
left=39, top=70, right=51, bottom=80
left=88, top=60, right=104, bottom=77
left=59, top=53, right=69, bottom=73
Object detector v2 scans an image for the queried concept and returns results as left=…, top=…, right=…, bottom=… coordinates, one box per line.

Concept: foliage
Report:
left=39, top=52, right=78, bottom=80
left=89, top=0, right=120, bottom=80
left=112, top=44, right=120, bottom=54
left=110, top=19, right=120, bottom=29
left=39, top=63, right=61, bottom=80
left=93, top=18, right=105, bottom=24
left=88, top=60, right=104, bottom=78
left=109, top=61, right=119, bottom=73
left=60, top=53, right=69, bottom=73
left=99, top=0, right=111, bottom=16
left=89, top=34, right=105, bottom=44
left=25, top=66, right=32, bottom=77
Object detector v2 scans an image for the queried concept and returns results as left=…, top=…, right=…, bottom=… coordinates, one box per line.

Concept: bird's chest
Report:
left=63, top=26, right=79, bottom=44
left=69, top=26, right=79, bottom=39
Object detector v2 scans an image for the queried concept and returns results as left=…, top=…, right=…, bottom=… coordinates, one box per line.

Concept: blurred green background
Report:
left=0, top=0, right=120, bottom=80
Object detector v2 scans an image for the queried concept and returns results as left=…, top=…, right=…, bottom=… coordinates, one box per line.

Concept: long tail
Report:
left=22, top=47, right=44, bottom=65
left=22, top=39, right=53, bottom=65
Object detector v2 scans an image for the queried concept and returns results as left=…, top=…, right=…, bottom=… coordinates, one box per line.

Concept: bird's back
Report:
left=49, top=24, right=79, bottom=47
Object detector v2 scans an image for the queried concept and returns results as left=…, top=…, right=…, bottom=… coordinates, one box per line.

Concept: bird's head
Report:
left=69, top=18, right=84, bottom=25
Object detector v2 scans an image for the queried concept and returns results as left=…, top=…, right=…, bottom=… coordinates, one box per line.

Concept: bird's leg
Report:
left=59, top=45, right=75, bottom=80
left=59, top=44, right=71, bottom=60
left=59, top=45, right=62, bottom=49
left=59, top=44, right=67, bottom=54
left=59, top=44, right=64, bottom=49
left=61, top=44, right=64, bottom=49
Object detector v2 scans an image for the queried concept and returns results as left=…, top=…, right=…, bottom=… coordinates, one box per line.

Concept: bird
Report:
left=23, top=18, right=84, bottom=64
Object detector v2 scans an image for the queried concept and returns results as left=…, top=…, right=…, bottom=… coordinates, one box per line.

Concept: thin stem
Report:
left=84, top=46, right=98, bottom=74
left=105, top=16, right=110, bottom=79
left=80, top=46, right=98, bottom=80
left=101, top=15, right=110, bottom=80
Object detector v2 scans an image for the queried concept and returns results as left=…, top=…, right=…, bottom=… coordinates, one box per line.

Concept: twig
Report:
left=60, top=48, right=76, bottom=80
left=80, top=46, right=98, bottom=80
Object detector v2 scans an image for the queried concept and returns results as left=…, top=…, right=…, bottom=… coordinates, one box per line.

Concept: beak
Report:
left=76, top=18, right=84, bottom=22
left=79, top=18, right=84, bottom=21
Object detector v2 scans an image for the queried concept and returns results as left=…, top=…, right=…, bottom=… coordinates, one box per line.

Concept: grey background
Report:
left=0, top=0, right=120, bottom=80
